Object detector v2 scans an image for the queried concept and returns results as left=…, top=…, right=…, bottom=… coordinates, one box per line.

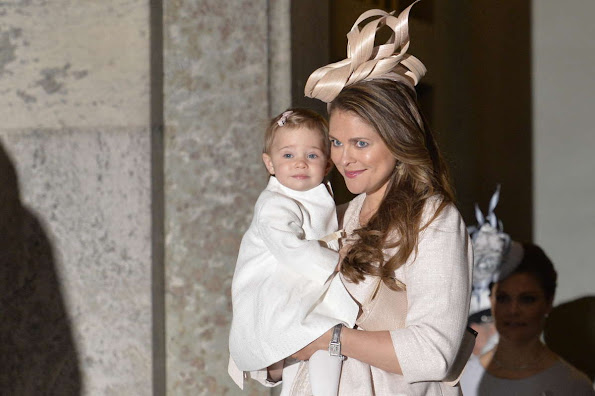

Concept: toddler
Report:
left=228, top=109, right=358, bottom=395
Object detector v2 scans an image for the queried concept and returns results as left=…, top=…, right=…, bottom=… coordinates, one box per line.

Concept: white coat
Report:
left=228, top=177, right=358, bottom=385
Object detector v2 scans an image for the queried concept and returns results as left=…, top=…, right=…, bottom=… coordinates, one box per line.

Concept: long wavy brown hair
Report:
left=330, top=78, right=455, bottom=290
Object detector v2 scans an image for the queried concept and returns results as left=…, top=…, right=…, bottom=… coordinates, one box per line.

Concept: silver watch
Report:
left=328, top=324, right=345, bottom=359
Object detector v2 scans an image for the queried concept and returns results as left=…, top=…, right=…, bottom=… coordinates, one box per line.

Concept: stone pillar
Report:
left=0, top=1, right=154, bottom=394
left=1, top=0, right=293, bottom=394
left=163, top=0, right=290, bottom=394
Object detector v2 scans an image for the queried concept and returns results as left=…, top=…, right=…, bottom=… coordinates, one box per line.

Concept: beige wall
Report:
left=533, top=1, right=595, bottom=305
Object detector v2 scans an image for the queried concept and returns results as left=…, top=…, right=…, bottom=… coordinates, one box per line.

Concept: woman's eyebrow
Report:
left=329, top=135, right=367, bottom=141
left=348, top=137, right=368, bottom=142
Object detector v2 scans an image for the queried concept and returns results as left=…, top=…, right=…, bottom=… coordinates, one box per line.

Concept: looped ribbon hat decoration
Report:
left=468, top=185, right=524, bottom=323
left=304, top=0, right=426, bottom=103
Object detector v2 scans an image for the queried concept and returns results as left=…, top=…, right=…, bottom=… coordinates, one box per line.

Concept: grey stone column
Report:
left=0, top=1, right=154, bottom=395
left=163, top=0, right=290, bottom=394
left=1, top=0, right=292, bottom=394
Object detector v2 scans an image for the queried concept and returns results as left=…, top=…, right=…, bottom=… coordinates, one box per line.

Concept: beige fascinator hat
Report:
left=304, top=0, right=426, bottom=103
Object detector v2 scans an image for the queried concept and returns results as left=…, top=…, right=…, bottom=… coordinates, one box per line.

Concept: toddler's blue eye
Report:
left=283, top=153, right=293, bottom=158
left=356, top=140, right=368, bottom=148
left=307, top=153, right=318, bottom=159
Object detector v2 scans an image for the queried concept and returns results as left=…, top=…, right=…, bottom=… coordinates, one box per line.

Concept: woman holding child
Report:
left=231, top=4, right=474, bottom=395
left=283, top=4, right=473, bottom=395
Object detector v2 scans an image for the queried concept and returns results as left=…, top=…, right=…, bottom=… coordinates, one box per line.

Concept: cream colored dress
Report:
left=288, top=194, right=473, bottom=395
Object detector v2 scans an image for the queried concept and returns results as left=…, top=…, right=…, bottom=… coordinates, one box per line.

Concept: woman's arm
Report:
left=389, top=204, right=473, bottom=381
left=291, top=327, right=403, bottom=375
left=342, top=328, right=402, bottom=374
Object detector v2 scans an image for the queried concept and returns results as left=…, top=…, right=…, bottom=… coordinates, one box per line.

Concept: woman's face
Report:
left=491, top=272, right=553, bottom=344
left=329, top=110, right=397, bottom=201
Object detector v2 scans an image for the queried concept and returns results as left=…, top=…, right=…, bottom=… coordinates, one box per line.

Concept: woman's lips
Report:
left=344, top=170, right=364, bottom=178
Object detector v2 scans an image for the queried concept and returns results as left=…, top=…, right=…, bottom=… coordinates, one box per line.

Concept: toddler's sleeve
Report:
left=255, top=195, right=339, bottom=285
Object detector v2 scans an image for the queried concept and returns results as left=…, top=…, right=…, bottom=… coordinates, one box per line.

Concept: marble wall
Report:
left=1, top=0, right=292, bottom=394
left=0, top=1, right=153, bottom=394
left=163, top=1, right=290, bottom=394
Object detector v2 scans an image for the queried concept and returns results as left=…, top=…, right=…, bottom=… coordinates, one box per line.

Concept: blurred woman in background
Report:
left=460, top=243, right=595, bottom=396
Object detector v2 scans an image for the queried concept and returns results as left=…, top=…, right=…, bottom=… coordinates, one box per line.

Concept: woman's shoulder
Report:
left=421, top=195, right=464, bottom=232
left=554, top=358, right=595, bottom=390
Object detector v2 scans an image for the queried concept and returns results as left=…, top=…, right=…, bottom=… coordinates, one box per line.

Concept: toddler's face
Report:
left=262, top=127, right=330, bottom=192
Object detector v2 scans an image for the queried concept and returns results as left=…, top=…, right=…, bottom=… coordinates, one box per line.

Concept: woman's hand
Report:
left=291, top=327, right=333, bottom=361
